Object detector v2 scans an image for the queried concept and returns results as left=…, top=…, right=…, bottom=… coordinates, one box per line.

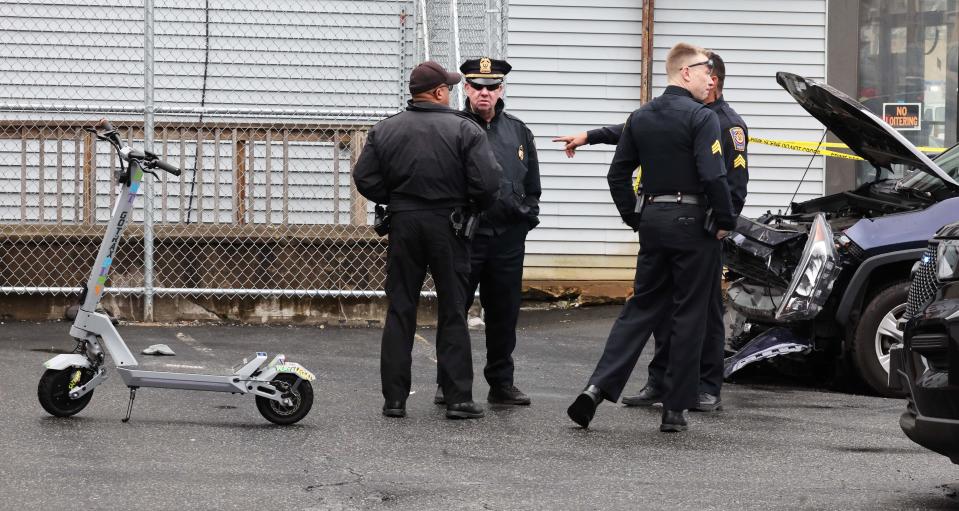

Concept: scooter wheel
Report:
left=255, top=373, right=313, bottom=425
left=37, top=368, right=95, bottom=417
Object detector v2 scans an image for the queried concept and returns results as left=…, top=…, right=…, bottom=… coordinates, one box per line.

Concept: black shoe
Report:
left=382, top=400, right=406, bottom=418
left=446, top=401, right=485, bottom=419
left=621, top=385, right=664, bottom=407
left=488, top=385, right=531, bottom=406
left=660, top=409, right=688, bottom=432
left=692, top=393, right=722, bottom=412
left=567, top=385, right=603, bottom=429
left=434, top=385, right=446, bottom=405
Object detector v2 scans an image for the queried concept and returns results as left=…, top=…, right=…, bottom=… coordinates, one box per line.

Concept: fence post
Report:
left=349, top=130, right=369, bottom=226
left=143, top=0, right=156, bottom=321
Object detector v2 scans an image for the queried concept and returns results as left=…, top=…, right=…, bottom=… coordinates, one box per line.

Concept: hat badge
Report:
left=480, top=57, right=492, bottom=74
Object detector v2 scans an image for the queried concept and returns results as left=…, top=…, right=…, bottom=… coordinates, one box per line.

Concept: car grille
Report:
left=905, top=243, right=941, bottom=320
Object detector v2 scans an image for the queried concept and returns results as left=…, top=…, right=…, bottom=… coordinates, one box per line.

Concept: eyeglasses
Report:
left=467, top=81, right=501, bottom=92
left=433, top=84, right=453, bottom=94
left=686, top=59, right=714, bottom=72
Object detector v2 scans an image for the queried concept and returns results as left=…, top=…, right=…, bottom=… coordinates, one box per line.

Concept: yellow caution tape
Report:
left=748, top=136, right=863, bottom=160
left=748, top=136, right=945, bottom=160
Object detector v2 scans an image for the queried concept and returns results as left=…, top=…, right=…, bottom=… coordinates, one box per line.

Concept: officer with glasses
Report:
left=432, top=57, right=542, bottom=408
left=565, top=43, right=735, bottom=433
left=553, top=51, right=749, bottom=414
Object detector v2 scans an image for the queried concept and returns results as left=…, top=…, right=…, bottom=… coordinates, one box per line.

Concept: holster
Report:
left=450, top=207, right=479, bottom=241
left=633, top=186, right=646, bottom=220
left=703, top=207, right=718, bottom=237
left=373, top=204, right=391, bottom=236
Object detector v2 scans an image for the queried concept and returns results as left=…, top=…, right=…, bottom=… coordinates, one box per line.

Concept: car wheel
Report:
left=852, top=282, right=909, bottom=397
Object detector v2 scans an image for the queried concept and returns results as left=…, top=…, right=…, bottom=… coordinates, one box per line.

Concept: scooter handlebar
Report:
left=153, top=159, right=182, bottom=177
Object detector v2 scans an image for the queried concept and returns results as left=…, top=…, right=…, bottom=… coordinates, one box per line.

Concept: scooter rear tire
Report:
left=255, top=373, right=313, bottom=425
left=37, top=368, right=95, bottom=417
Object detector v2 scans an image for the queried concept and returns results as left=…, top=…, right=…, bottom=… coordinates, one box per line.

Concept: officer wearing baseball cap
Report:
left=432, top=56, right=542, bottom=408
left=354, top=60, right=502, bottom=420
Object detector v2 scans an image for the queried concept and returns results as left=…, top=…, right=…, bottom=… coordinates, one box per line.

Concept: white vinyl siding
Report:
left=652, top=0, right=828, bottom=218
left=507, top=0, right=644, bottom=281
left=509, top=0, right=827, bottom=281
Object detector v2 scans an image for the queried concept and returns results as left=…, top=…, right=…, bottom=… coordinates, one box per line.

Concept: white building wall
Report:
left=508, top=0, right=827, bottom=281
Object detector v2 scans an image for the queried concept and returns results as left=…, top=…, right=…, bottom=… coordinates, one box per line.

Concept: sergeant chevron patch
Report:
left=733, top=154, right=746, bottom=169
left=711, top=140, right=722, bottom=155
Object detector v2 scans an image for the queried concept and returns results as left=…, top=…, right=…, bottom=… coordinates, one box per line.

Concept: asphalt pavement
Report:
left=1, top=305, right=957, bottom=510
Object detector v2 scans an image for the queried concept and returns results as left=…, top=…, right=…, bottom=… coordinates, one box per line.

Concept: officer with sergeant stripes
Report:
left=554, top=50, right=748, bottom=414
left=565, top=42, right=735, bottom=432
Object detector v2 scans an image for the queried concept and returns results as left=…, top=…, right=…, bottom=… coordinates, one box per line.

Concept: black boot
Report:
left=488, top=384, right=531, bottom=406
left=692, top=392, right=722, bottom=412
left=567, top=385, right=603, bottom=429
left=446, top=401, right=485, bottom=419
left=382, top=400, right=406, bottom=418
left=660, top=409, right=688, bottom=432
left=434, top=385, right=446, bottom=405
left=621, top=384, right=664, bottom=407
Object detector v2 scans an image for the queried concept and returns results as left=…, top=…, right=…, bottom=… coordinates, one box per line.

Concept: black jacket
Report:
left=465, top=98, right=542, bottom=233
left=709, top=96, right=749, bottom=215
left=608, top=86, right=735, bottom=230
left=587, top=94, right=748, bottom=217
left=353, top=101, right=501, bottom=212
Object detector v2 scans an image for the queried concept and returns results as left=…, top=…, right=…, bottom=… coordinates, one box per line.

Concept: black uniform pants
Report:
left=468, top=222, right=528, bottom=387
left=645, top=251, right=725, bottom=396
left=381, top=209, right=474, bottom=405
left=586, top=203, right=721, bottom=411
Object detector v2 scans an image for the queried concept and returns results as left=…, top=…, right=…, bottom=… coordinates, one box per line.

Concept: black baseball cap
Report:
left=409, top=61, right=462, bottom=95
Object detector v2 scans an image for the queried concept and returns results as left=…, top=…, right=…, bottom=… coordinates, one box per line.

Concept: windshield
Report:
left=898, top=141, right=959, bottom=192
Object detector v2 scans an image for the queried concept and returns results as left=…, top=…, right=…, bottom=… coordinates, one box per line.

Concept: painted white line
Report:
left=414, top=333, right=438, bottom=363
left=175, top=332, right=215, bottom=357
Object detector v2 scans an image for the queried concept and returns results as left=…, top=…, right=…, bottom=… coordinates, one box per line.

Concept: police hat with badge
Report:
left=460, top=57, right=511, bottom=89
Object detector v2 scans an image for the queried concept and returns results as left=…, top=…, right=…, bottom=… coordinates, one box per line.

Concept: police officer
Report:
left=565, top=43, right=735, bottom=432
left=554, top=51, right=748, bottom=413
left=432, top=57, right=541, bottom=408
left=353, top=60, right=501, bottom=420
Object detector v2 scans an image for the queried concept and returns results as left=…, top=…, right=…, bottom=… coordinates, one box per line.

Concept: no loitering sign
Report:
left=883, top=102, right=921, bottom=131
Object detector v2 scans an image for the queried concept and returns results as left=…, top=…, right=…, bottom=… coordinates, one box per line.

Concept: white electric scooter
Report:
left=37, top=119, right=315, bottom=425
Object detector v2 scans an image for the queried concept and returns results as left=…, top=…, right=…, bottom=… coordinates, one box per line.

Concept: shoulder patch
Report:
left=729, top=127, right=746, bottom=152
left=711, top=140, right=722, bottom=155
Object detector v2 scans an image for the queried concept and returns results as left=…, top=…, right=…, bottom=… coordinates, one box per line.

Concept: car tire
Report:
left=852, top=282, right=909, bottom=397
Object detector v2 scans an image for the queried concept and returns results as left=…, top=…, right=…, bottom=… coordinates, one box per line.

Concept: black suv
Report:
left=890, top=224, right=959, bottom=464
left=723, top=72, right=959, bottom=396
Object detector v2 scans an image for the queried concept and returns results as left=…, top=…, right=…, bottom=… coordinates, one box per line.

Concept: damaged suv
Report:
left=723, top=72, right=959, bottom=396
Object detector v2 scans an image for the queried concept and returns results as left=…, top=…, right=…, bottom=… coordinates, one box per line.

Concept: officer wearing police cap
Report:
left=432, top=56, right=542, bottom=408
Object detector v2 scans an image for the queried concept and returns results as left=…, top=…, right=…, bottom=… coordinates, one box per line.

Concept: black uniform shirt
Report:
left=608, top=85, right=735, bottom=230
left=709, top=96, right=749, bottom=215
left=587, top=94, right=749, bottom=217
left=465, top=98, right=542, bottom=234
left=353, top=100, right=501, bottom=212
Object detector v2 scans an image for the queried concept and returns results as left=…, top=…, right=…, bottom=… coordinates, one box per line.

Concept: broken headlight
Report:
left=775, top=213, right=841, bottom=321
left=936, top=240, right=959, bottom=281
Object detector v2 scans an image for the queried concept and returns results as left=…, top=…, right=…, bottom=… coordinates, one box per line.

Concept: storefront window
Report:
left=858, top=0, right=958, bottom=185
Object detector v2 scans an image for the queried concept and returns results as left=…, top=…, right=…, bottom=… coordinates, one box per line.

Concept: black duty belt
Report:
left=647, top=193, right=704, bottom=205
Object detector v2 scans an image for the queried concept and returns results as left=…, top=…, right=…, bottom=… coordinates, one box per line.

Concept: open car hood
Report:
left=776, top=72, right=959, bottom=190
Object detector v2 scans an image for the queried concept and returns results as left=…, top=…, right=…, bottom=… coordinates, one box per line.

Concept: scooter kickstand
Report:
left=121, top=386, right=138, bottom=423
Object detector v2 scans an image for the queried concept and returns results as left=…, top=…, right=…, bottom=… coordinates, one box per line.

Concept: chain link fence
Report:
left=0, top=0, right=506, bottom=314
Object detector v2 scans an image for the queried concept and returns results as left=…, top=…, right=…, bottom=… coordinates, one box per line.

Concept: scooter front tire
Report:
left=255, top=373, right=313, bottom=425
left=38, top=368, right=95, bottom=417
